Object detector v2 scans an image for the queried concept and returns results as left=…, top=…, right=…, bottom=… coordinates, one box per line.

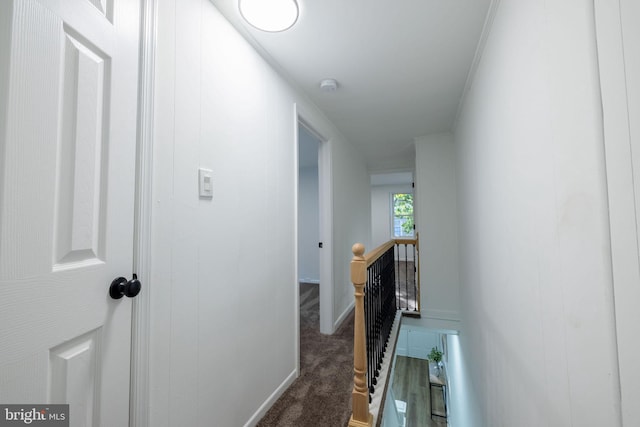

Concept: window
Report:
left=392, top=193, right=414, bottom=237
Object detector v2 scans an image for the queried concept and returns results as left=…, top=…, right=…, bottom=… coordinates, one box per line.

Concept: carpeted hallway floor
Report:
left=257, top=283, right=354, bottom=427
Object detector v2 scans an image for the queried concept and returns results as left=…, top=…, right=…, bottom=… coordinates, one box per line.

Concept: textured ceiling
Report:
left=210, top=0, right=492, bottom=172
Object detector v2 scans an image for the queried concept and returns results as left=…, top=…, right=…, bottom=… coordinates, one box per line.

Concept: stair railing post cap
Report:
left=352, top=243, right=365, bottom=257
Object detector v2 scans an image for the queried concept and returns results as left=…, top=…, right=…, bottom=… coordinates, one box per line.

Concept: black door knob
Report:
left=109, top=274, right=142, bottom=299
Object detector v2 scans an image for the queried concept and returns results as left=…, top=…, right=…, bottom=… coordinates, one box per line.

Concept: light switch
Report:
left=198, top=168, right=213, bottom=198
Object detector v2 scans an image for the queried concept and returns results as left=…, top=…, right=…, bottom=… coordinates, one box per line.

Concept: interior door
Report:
left=0, top=0, right=140, bottom=425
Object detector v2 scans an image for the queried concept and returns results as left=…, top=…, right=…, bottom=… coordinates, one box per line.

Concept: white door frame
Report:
left=130, top=0, right=156, bottom=426
left=293, top=104, right=335, bottom=373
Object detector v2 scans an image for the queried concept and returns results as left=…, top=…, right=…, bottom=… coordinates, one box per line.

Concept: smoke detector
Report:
left=320, top=79, right=338, bottom=92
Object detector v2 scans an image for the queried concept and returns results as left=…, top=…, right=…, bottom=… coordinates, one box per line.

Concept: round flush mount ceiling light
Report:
left=239, top=0, right=299, bottom=32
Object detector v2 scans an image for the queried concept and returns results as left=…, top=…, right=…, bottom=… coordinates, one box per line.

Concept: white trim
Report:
left=594, top=1, right=640, bottom=425
left=422, top=309, right=460, bottom=322
left=333, top=299, right=354, bottom=332
left=452, top=0, right=501, bottom=129
left=243, top=370, right=297, bottom=427
left=130, top=1, right=156, bottom=426
left=293, top=105, right=301, bottom=377
left=298, top=116, right=325, bottom=144
left=318, top=137, right=334, bottom=334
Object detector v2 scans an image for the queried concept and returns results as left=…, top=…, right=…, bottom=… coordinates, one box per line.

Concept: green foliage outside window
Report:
left=393, top=193, right=414, bottom=236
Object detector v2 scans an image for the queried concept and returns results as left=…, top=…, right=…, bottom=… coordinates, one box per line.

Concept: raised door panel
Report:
left=54, top=28, right=109, bottom=269
left=50, top=329, right=102, bottom=426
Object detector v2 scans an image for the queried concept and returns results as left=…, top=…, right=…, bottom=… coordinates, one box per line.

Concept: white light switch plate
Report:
left=198, top=168, right=213, bottom=198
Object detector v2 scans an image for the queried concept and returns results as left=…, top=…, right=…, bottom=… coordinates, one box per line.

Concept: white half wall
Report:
left=414, top=133, right=460, bottom=322
left=150, top=0, right=370, bottom=425
left=454, top=0, right=620, bottom=425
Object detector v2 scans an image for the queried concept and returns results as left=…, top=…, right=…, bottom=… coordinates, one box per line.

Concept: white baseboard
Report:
left=423, top=308, right=460, bottom=322
left=243, top=369, right=297, bottom=427
left=333, top=300, right=355, bottom=332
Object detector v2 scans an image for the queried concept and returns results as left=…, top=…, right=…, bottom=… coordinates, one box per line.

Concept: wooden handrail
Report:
left=393, top=238, right=417, bottom=246
left=363, top=240, right=395, bottom=268
left=363, top=238, right=417, bottom=267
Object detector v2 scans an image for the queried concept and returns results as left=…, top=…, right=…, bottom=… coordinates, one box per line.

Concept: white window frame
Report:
left=391, top=192, right=414, bottom=238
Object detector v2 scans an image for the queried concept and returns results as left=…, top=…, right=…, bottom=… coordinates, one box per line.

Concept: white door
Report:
left=0, top=0, right=140, bottom=426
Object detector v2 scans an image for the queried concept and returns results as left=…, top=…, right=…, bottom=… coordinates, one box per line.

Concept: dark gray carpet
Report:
left=257, top=283, right=354, bottom=427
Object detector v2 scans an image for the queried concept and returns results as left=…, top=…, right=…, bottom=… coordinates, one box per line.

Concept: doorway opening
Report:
left=298, top=123, right=321, bottom=344
left=297, top=124, right=320, bottom=287
left=295, top=110, right=333, bottom=374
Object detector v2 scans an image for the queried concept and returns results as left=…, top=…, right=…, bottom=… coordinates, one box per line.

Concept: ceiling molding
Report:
left=452, top=0, right=502, bottom=131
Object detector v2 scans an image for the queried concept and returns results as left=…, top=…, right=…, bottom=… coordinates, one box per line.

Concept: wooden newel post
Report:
left=349, top=243, right=373, bottom=427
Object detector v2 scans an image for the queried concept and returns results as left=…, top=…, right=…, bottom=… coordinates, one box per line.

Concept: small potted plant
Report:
left=428, top=347, right=444, bottom=376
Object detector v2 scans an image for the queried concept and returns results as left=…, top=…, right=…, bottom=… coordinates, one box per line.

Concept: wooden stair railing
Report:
left=348, top=236, right=420, bottom=427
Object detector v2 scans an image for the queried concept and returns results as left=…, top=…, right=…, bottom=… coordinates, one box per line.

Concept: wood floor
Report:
left=391, top=356, right=447, bottom=427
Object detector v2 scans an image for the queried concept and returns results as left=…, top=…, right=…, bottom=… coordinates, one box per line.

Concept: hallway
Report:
left=257, top=283, right=354, bottom=426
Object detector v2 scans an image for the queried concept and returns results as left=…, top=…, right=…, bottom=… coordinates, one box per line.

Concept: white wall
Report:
left=595, top=0, right=640, bottom=424
left=394, top=325, right=439, bottom=360
left=298, top=166, right=319, bottom=283
left=371, top=184, right=413, bottom=249
left=414, top=133, right=460, bottom=322
left=331, top=137, right=371, bottom=328
left=149, top=0, right=370, bottom=425
left=445, top=334, right=479, bottom=427
left=454, top=1, right=620, bottom=425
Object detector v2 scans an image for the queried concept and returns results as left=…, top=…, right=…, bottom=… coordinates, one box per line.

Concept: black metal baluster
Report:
left=377, top=257, right=383, bottom=374
left=375, top=256, right=381, bottom=382
left=363, top=245, right=403, bottom=400
left=395, top=244, right=400, bottom=309
left=404, top=244, right=408, bottom=311
left=371, top=264, right=376, bottom=392
left=369, top=262, right=375, bottom=396
left=373, top=259, right=382, bottom=385
left=366, top=265, right=373, bottom=398
left=412, top=243, right=417, bottom=311
left=391, top=248, right=397, bottom=314
left=365, top=266, right=370, bottom=397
